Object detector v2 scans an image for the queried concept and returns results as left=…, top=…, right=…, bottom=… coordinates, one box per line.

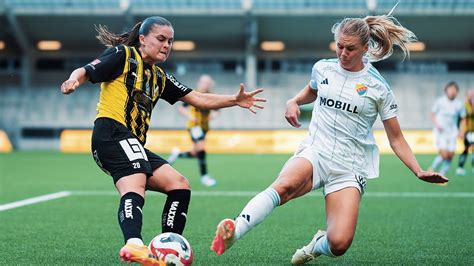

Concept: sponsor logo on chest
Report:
left=319, top=97, right=358, bottom=114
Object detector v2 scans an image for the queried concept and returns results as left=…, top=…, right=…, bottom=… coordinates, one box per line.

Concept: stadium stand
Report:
left=0, top=0, right=472, bottom=150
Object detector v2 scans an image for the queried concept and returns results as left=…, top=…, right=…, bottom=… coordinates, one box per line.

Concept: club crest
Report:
left=355, top=84, right=367, bottom=95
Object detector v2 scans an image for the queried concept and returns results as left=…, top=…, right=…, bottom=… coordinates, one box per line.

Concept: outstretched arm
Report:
left=383, top=117, right=449, bottom=184
left=285, top=84, right=317, bottom=128
left=60, top=67, right=89, bottom=95
left=180, top=83, right=265, bottom=114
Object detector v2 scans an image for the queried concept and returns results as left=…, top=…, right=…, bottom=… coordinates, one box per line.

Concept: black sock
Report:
left=161, top=189, right=191, bottom=234
left=179, top=152, right=194, bottom=158
left=458, top=150, right=468, bottom=167
left=118, top=192, right=144, bottom=243
left=197, top=151, right=207, bottom=176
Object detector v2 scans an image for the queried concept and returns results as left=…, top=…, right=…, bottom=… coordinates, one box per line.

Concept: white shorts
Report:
left=433, top=129, right=458, bottom=152
left=290, top=145, right=366, bottom=196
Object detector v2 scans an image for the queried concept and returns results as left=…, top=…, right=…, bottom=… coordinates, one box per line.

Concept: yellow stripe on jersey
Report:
left=466, top=102, right=474, bottom=132
left=96, top=45, right=164, bottom=144
left=186, top=106, right=210, bottom=131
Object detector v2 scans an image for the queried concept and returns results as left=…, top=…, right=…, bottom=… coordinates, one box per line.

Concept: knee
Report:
left=328, top=234, right=354, bottom=256
left=170, top=175, right=191, bottom=191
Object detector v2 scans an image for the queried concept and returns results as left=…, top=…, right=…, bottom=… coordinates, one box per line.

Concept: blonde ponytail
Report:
left=364, top=15, right=417, bottom=61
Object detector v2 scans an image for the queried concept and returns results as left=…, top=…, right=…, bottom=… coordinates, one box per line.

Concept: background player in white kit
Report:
left=430, top=81, right=465, bottom=176
left=210, top=9, right=449, bottom=265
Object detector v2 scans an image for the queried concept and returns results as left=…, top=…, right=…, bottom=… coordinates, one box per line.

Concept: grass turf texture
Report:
left=0, top=152, right=473, bottom=265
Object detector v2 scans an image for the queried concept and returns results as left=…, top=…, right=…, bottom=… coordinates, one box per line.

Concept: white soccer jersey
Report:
left=302, top=58, right=398, bottom=179
left=431, top=96, right=464, bottom=133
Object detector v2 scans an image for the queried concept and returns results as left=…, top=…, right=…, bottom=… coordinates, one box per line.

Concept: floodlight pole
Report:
left=5, top=5, right=35, bottom=89
left=244, top=11, right=257, bottom=90
left=121, top=0, right=135, bottom=32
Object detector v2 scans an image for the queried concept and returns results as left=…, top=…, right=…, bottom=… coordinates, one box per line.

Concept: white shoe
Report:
left=200, top=174, right=217, bottom=187
left=167, top=147, right=180, bottom=164
left=456, top=168, right=465, bottom=176
left=291, top=230, right=326, bottom=265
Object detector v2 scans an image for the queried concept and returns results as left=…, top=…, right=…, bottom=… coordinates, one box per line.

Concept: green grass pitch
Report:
left=0, top=152, right=473, bottom=265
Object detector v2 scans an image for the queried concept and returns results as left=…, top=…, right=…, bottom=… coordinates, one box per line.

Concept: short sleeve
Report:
left=160, top=72, right=193, bottom=105
left=378, top=86, right=398, bottom=121
left=84, top=45, right=125, bottom=84
left=309, top=62, right=319, bottom=90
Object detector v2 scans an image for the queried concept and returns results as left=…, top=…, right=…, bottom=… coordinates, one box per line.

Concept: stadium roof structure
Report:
left=1, top=0, right=472, bottom=60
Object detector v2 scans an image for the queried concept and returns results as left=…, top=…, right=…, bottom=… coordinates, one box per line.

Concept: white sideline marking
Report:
left=0, top=191, right=71, bottom=212
left=70, top=191, right=474, bottom=198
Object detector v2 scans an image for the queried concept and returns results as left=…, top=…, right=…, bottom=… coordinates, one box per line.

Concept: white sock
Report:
left=440, top=160, right=452, bottom=175
left=126, top=238, right=144, bottom=246
left=312, top=234, right=335, bottom=257
left=431, top=155, right=443, bottom=170
left=234, top=187, right=280, bottom=240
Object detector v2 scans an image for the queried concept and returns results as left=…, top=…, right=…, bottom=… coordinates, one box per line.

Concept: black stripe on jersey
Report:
left=142, top=68, right=158, bottom=141
left=124, top=46, right=138, bottom=138
left=132, top=63, right=149, bottom=142
left=157, top=67, right=166, bottom=98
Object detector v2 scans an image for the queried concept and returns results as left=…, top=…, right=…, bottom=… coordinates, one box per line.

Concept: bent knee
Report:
left=169, top=175, right=191, bottom=191
left=329, top=236, right=354, bottom=256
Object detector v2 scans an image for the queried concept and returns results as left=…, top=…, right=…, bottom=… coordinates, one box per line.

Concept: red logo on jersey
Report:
left=90, top=59, right=101, bottom=65
left=355, top=84, right=367, bottom=95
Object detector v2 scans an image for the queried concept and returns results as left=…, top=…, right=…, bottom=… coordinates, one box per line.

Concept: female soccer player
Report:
left=456, top=89, right=474, bottom=176
left=430, top=81, right=465, bottom=176
left=167, top=74, right=219, bottom=187
left=211, top=12, right=448, bottom=264
left=60, top=16, right=265, bottom=265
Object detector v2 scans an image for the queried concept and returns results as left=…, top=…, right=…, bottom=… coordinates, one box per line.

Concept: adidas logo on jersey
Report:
left=320, top=78, right=329, bottom=85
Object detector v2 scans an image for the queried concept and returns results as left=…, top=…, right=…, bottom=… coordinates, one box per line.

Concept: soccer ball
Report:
left=148, top=232, right=193, bottom=266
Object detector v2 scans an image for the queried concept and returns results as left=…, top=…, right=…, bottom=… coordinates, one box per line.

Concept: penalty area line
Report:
left=0, top=191, right=71, bottom=212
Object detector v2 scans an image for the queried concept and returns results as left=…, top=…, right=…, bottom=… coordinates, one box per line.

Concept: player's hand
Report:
left=235, top=83, right=266, bottom=114
left=61, top=79, right=80, bottom=95
left=416, top=171, right=449, bottom=184
left=285, top=99, right=301, bottom=128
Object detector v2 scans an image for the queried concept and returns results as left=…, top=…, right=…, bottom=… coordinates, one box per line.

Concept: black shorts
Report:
left=91, top=118, right=168, bottom=183
left=188, top=126, right=207, bottom=142
left=464, top=131, right=474, bottom=146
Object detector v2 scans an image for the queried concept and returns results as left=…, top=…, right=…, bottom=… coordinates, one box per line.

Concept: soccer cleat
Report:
left=119, top=243, right=165, bottom=266
left=456, top=167, right=465, bottom=176
left=167, top=147, right=180, bottom=165
left=210, top=219, right=236, bottom=255
left=200, top=174, right=217, bottom=187
left=291, top=230, right=326, bottom=265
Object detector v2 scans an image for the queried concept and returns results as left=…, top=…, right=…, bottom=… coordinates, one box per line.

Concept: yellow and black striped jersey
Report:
left=183, top=103, right=211, bottom=131
left=84, top=45, right=192, bottom=144
left=465, top=101, right=474, bottom=132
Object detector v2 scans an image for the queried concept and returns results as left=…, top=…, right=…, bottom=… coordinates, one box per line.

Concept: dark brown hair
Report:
left=96, top=16, right=172, bottom=47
